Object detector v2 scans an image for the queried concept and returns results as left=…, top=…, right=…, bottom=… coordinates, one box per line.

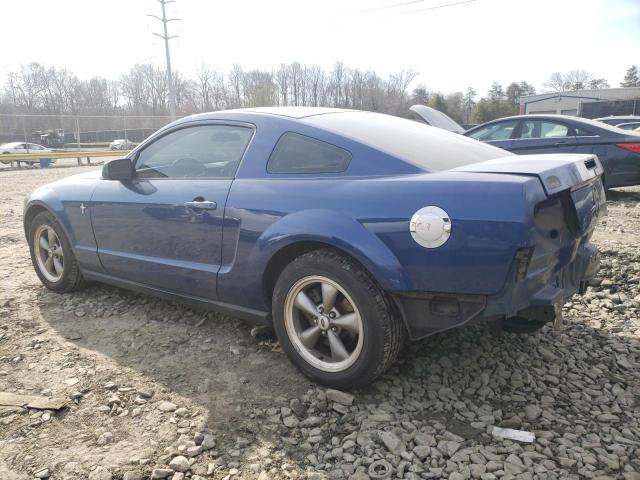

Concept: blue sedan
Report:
left=24, top=108, right=605, bottom=388
left=464, top=114, right=640, bottom=189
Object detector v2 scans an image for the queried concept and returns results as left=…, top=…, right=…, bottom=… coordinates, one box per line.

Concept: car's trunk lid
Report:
left=452, top=153, right=603, bottom=195
left=453, top=153, right=607, bottom=235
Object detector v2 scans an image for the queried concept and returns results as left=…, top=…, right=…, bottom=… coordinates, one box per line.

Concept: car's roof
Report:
left=480, top=114, right=583, bottom=122
left=466, top=113, right=634, bottom=135
left=133, top=107, right=514, bottom=174
left=595, top=115, right=640, bottom=121
left=225, top=106, right=353, bottom=119
left=1, top=142, right=21, bottom=147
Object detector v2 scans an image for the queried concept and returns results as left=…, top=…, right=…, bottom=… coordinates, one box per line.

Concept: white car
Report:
left=109, top=139, right=134, bottom=150
left=1, top=142, right=54, bottom=164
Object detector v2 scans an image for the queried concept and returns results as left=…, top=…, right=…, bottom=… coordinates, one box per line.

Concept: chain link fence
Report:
left=0, top=114, right=179, bottom=149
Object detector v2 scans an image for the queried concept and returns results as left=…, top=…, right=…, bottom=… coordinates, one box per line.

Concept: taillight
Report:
left=616, top=143, right=640, bottom=154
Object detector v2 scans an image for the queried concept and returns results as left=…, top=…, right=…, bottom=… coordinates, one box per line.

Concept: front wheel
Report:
left=272, top=249, right=403, bottom=389
left=29, top=211, right=85, bottom=293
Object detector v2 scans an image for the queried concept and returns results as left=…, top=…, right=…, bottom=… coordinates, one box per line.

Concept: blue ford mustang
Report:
left=24, top=107, right=606, bottom=388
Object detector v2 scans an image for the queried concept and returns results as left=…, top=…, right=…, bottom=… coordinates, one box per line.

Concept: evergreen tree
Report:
left=621, top=65, right=639, bottom=87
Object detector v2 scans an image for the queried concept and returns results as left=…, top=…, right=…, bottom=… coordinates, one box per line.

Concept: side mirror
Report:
left=102, top=158, right=134, bottom=181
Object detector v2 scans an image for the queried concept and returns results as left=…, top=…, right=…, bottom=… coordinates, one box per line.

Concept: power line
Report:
left=346, top=0, right=476, bottom=16
left=148, top=0, right=181, bottom=121
left=346, top=0, right=424, bottom=16
left=391, top=0, right=476, bottom=16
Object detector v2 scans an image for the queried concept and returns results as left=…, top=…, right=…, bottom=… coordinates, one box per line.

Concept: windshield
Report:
left=303, top=111, right=512, bottom=171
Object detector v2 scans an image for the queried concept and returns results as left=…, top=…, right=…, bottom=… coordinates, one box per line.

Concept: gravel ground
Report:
left=1, top=165, right=639, bottom=480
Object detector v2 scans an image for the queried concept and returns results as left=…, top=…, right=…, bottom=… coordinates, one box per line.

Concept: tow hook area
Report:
left=502, top=302, right=562, bottom=334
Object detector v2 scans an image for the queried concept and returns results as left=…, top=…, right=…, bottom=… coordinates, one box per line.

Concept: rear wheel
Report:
left=29, top=211, right=85, bottom=293
left=272, top=249, right=403, bottom=389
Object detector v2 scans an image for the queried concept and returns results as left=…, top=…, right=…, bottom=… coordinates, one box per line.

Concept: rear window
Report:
left=302, top=111, right=511, bottom=172
left=267, top=132, right=351, bottom=174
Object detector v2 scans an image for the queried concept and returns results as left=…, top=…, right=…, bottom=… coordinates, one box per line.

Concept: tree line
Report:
left=1, top=62, right=637, bottom=133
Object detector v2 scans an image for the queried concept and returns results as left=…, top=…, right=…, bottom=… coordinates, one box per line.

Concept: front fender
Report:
left=256, top=209, right=410, bottom=292
left=24, top=188, right=71, bottom=239
left=23, top=175, right=102, bottom=272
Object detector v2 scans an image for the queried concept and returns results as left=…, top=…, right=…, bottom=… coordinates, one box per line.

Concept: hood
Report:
left=410, top=105, right=465, bottom=134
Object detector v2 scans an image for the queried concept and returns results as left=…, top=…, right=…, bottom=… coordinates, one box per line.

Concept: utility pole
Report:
left=148, top=0, right=180, bottom=120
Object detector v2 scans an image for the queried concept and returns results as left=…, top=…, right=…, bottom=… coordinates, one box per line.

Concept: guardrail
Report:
left=1, top=150, right=130, bottom=167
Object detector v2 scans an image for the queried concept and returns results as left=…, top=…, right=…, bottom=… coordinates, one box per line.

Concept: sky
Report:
left=0, top=0, right=638, bottom=96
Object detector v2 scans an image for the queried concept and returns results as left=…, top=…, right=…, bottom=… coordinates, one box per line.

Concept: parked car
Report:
left=24, top=107, right=605, bottom=388
left=1, top=142, right=55, bottom=165
left=109, top=139, right=134, bottom=150
left=595, top=115, right=640, bottom=127
left=464, top=115, right=640, bottom=189
left=1, top=141, right=53, bottom=154
left=615, top=122, right=640, bottom=131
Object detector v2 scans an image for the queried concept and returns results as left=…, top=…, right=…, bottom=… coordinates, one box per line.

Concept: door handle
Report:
left=554, top=141, right=569, bottom=146
left=184, top=200, right=217, bottom=210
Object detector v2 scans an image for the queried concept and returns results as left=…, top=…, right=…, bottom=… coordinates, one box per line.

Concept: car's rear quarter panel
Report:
left=219, top=172, right=546, bottom=313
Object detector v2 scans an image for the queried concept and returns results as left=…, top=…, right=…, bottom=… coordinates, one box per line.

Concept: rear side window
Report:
left=267, top=132, right=351, bottom=174
left=575, top=126, right=597, bottom=136
left=519, top=120, right=569, bottom=139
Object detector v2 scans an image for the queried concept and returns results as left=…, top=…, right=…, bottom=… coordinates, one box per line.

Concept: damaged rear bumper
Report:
left=393, top=242, right=601, bottom=341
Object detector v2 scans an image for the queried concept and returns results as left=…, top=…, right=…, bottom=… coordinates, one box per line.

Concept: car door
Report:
left=90, top=121, right=254, bottom=300
left=465, top=119, right=519, bottom=150
left=509, top=119, right=577, bottom=154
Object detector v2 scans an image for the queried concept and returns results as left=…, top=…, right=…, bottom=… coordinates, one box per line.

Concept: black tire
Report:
left=272, top=249, right=404, bottom=389
left=28, top=211, right=86, bottom=293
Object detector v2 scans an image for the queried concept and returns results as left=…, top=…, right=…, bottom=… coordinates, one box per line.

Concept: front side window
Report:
left=135, top=125, right=253, bottom=179
left=467, top=120, right=519, bottom=141
left=519, top=120, right=570, bottom=139
left=267, top=132, right=351, bottom=174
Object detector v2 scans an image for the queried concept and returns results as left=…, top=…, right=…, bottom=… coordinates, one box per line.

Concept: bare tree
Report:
left=544, top=72, right=568, bottom=92
left=5, top=60, right=614, bottom=135
left=275, top=64, right=290, bottom=106
left=545, top=70, right=600, bottom=92
left=228, top=64, right=244, bottom=108
left=195, top=63, right=215, bottom=111
left=564, top=70, right=594, bottom=90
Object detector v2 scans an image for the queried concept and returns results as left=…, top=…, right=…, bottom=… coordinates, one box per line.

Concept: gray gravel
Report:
left=0, top=166, right=638, bottom=479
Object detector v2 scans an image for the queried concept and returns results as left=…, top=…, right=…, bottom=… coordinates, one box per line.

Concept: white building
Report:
left=520, top=87, right=640, bottom=116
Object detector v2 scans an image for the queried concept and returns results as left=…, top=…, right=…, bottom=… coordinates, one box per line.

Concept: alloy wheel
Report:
left=284, top=275, right=364, bottom=372
left=34, top=225, right=64, bottom=282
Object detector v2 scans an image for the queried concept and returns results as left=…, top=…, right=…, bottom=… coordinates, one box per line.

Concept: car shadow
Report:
left=34, top=280, right=640, bottom=475
left=36, top=283, right=312, bottom=430
left=606, top=188, right=640, bottom=202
